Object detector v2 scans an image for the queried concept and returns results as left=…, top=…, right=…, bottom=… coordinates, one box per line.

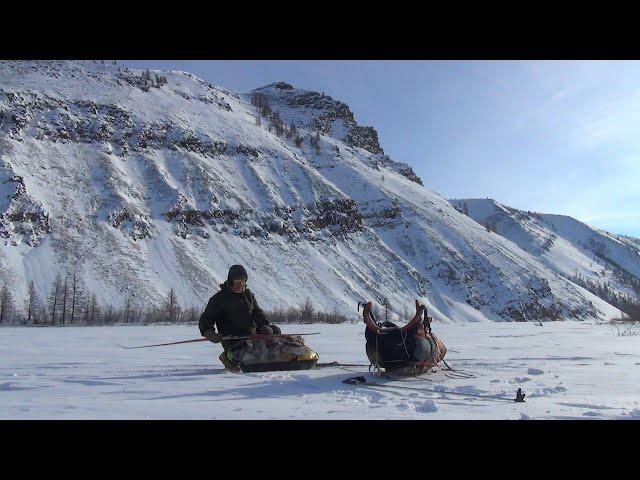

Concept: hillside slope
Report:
left=0, top=61, right=622, bottom=323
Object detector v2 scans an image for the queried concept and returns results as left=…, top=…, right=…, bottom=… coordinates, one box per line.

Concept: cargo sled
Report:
left=219, top=334, right=319, bottom=373
left=360, top=300, right=446, bottom=376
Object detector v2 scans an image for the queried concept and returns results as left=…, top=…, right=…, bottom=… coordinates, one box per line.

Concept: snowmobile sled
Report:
left=219, top=334, right=319, bottom=373
left=359, top=300, right=446, bottom=376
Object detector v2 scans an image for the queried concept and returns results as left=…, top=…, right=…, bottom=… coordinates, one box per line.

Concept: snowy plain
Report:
left=2, top=321, right=640, bottom=420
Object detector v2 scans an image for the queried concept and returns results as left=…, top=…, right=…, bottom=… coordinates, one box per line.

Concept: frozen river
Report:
left=1, top=321, right=639, bottom=419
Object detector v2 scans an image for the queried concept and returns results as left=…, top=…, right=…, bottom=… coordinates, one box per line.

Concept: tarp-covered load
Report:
left=360, top=300, right=447, bottom=376
left=219, top=335, right=319, bottom=372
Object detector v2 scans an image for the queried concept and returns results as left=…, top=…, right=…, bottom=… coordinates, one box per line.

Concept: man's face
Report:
left=231, top=279, right=246, bottom=293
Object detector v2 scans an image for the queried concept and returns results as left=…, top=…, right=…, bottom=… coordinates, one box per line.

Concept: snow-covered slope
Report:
left=0, top=61, right=623, bottom=322
left=451, top=199, right=640, bottom=313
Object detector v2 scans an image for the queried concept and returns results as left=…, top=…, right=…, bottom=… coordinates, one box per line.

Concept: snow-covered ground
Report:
left=2, top=322, right=639, bottom=419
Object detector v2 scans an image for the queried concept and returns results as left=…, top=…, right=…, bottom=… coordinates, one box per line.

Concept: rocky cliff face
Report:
left=0, top=61, right=623, bottom=323
left=0, top=166, right=51, bottom=247
left=251, top=82, right=421, bottom=184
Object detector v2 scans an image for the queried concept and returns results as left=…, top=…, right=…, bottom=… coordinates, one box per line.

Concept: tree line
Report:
left=268, top=297, right=353, bottom=324
left=0, top=280, right=356, bottom=326
left=569, top=272, right=640, bottom=318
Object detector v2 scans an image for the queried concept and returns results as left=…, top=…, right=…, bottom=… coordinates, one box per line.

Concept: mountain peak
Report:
left=251, top=82, right=384, bottom=156
left=254, top=81, right=294, bottom=91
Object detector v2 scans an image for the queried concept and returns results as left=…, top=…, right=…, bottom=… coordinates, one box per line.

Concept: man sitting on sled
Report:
left=199, top=264, right=282, bottom=368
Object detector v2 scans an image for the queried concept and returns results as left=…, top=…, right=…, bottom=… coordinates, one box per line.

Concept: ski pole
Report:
left=118, top=338, right=209, bottom=349
left=118, top=332, right=320, bottom=349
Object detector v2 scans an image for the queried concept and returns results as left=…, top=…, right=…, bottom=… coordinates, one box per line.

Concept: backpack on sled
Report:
left=359, top=300, right=446, bottom=376
left=220, top=335, right=319, bottom=373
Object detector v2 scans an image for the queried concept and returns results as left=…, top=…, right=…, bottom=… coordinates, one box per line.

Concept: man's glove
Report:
left=256, top=324, right=273, bottom=335
left=256, top=324, right=282, bottom=335
left=204, top=329, right=222, bottom=343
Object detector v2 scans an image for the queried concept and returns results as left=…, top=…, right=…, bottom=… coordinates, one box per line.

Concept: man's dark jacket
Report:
left=199, top=281, right=270, bottom=349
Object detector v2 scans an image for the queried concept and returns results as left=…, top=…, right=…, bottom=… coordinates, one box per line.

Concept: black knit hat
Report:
left=227, top=264, right=248, bottom=283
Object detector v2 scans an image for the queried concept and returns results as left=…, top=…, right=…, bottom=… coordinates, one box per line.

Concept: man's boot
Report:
left=219, top=351, right=241, bottom=372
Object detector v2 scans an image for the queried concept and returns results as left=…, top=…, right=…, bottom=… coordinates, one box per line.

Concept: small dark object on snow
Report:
left=343, top=376, right=367, bottom=385
left=343, top=376, right=527, bottom=404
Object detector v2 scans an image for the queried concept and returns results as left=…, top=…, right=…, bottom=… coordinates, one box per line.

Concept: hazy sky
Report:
left=121, top=60, right=639, bottom=237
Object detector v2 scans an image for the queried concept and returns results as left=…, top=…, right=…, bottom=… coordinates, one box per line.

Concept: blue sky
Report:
left=121, top=60, right=639, bottom=237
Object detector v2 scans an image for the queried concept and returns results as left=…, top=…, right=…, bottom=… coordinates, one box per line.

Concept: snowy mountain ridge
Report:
left=450, top=198, right=640, bottom=315
left=0, top=60, right=626, bottom=323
